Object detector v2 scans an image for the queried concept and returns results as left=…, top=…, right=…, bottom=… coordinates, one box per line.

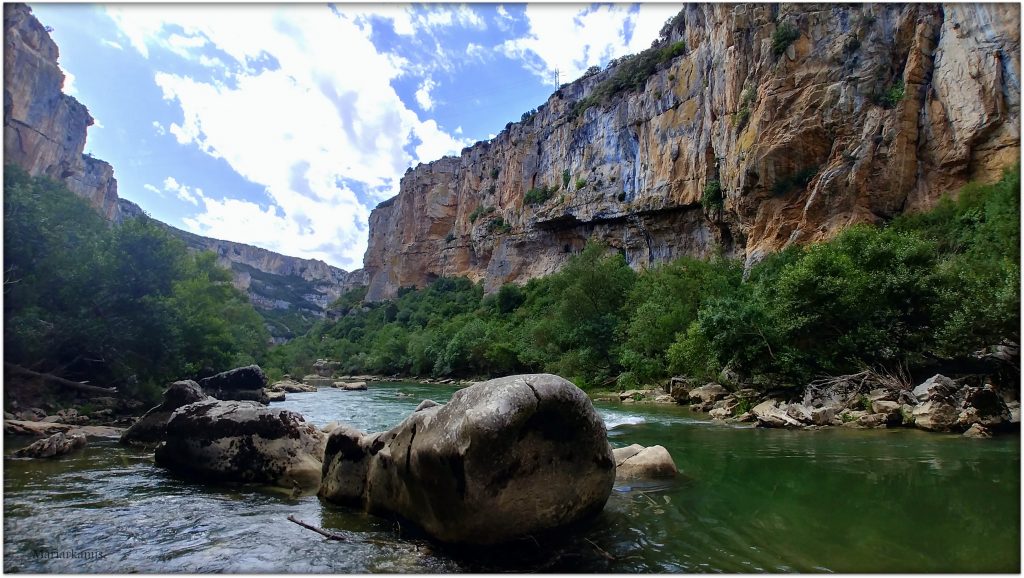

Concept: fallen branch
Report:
left=584, top=538, right=616, bottom=562
left=287, top=515, right=347, bottom=542
left=4, top=363, right=118, bottom=395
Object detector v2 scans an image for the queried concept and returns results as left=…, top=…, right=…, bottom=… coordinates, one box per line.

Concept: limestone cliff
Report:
left=118, top=199, right=366, bottom=317
left=364, top=3, right=1020, bottom=301
left=3, top=3, right=121, bottom=221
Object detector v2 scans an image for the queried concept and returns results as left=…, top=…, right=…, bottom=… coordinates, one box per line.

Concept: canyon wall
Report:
left=3, top=2, right=120, bottom=220
left=364, top=3, right=1020, bottom=301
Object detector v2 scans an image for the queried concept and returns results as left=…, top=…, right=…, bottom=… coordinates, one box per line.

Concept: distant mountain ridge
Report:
left=3, top=3, right=367, bottom=341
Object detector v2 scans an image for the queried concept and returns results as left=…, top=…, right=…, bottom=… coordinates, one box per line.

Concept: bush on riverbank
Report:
left=4, top=166, right=269, bottom=402
left=267, top=166, right=1020, bottom=393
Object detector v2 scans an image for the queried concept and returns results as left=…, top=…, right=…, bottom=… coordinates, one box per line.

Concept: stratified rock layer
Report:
left=319, top=374, right=616, bottom=544
left=364, top=3, right=1020, bottom=300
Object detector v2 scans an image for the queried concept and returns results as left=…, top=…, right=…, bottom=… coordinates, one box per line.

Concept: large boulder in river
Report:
left=154, top=400, right=326, bottom=489
left=199, top=365, right=269, bottom=404
left=319, top=373, right=615, bottom=544
left=120, top=380, right=208, bottom=445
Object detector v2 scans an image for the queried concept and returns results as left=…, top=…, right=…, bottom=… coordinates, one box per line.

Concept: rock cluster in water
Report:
left=319, top=374, right=616, bottom=544
left=674, top=372, right=1019, bottom=437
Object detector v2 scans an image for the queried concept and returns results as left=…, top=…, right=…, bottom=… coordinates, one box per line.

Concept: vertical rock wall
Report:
left=364, top=3, right=1020, bottom=301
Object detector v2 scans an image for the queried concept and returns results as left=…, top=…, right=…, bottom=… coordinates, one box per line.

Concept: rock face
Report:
left=3, top=3, right=121, bottom=220
left=164, top=223, right=367, bottom=315
left=319, top=374, right=615, bottom=544
left=198, top=365, right=270, bottom=404
left=154, top=399, right=326, bottom=489
left=120, top=380, right=208, bottom=445
left=13, top=431, right=86, bottom=458
left=363, top=3, right=1020, bottom=300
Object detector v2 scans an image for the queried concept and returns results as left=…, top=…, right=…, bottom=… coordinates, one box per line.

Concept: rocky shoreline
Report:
left=605, top=372, right=1020, bottom=439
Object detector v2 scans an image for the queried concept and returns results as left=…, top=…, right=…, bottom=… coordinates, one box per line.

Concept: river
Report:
left=4, top=381, right=1019, bottom=572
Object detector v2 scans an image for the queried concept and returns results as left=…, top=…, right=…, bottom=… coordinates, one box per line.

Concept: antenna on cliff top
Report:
left=552, top=68, right=560, bottom=87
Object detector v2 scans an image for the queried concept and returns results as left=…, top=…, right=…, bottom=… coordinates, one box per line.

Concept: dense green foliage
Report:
left=4, top=166, right=268, bottom=401
left=268, top=166, right=1019, bottom=393
left=671, top=165, right=1020, bottom=387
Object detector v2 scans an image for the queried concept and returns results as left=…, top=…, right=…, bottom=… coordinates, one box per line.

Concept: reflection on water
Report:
left=4, top=382, right=1020, bottom=572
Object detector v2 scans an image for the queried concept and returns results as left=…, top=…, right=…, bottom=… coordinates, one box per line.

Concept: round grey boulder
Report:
left=155, top=399, right=325, bottom=489
left=319, top=373, right=615, bottom=544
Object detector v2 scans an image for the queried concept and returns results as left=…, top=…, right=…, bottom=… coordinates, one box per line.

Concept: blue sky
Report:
left=30, top=3, right=683, bottom=270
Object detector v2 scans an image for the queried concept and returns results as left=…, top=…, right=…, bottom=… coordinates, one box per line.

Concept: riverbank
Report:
left=595, top=371, right=1021, bottom=439
left=4, top=381, right=1019, bottom=572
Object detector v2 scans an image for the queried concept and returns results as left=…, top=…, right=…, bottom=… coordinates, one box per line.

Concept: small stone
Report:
left=963, top=424, right=993, bottom=439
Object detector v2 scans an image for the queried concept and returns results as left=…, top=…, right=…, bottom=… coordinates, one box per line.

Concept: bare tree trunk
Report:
left=4, top=363, right=118, bottom=395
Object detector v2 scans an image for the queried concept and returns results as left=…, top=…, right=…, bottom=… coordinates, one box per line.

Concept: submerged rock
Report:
left=319, top=373, right=615, bottom=544
left=963, top=424, right=993, bottom=439
left=199, top=365, right=270, bottom=404
left=338, top=381, right=367, bottom=391
left=13, top=431, right=86, bottom=458
left=270, top=379, right=317, bottom=393
left=155, top=400, right=326, bottom=489
left=615, top=445, right=678, bottom=480
left=120, top=380, right=208, bottom=446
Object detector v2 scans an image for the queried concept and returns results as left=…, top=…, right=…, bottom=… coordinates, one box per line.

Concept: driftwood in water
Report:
left=4, top=363, right=118, bottom=395
left=287, top=515, right=348, bottom=542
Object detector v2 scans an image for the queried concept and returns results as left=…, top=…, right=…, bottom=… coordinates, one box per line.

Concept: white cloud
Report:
left=162, top=176, right=201, bottom=205
left=415, top=77, right=437, bottom=111
left=101, top=39, right=123, bottom=50
left=108, top=4, right=472, bottom=269
left=152, top=120, right=166, bottom=135
left=143, top=183, right=165, bottom=197
left=501, top=4, right=683, bottom=84
left=61, top=68, right=76, bottom=95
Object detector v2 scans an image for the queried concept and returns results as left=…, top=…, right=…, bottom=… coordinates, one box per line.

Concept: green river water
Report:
left=3, top=382, right=1020, bottom=572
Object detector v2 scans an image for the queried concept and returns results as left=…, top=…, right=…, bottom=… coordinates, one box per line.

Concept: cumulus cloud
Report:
left=415, top=77, right=437, bottom=111
left=501, top=4, right=683, bottom=84
left=107, top=4, right=472, bottom=269
left=143, top=183, right=165, bottom=197
left=162, top=176, right=201, bottom=205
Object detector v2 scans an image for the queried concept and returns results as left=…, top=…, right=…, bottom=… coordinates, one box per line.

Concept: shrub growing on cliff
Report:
left=772, top=22, right=799, bottom=57
left=702, top=180, right=724, bottom=212
left=524, top=185, right=555, bottom=205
